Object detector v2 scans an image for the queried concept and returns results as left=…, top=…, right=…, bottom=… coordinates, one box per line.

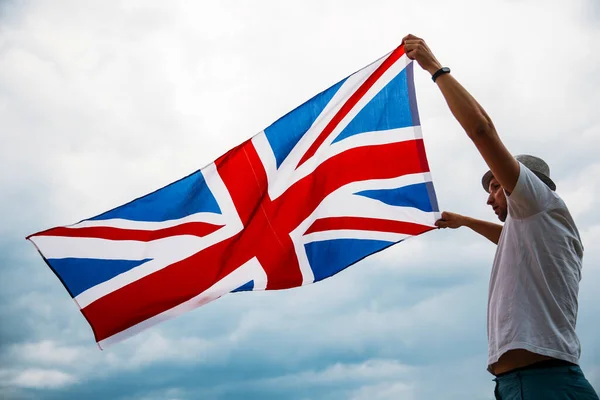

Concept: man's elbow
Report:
left=467, top=119, right=496, bottom=142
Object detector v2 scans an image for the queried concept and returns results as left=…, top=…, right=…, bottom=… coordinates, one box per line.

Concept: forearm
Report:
left=430, top=71, right=494, bottom=138
left=430, top=68, right=520, bottom=193
left=462, top=217, right=503, bottom=245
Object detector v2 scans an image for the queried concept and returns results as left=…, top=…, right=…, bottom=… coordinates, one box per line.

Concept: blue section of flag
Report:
left=333, top=67, right=413, bottom=144
left=264, top=79, right=347, bottom=168
left=305, top=238, right=393, bottom=282
left=48, top=258, right=152, bottom=297
left=90, top=170, right=221, bottom=222
left=355, top=182, right=438, bottom=213
left=232, top=280, right=254, bottom=293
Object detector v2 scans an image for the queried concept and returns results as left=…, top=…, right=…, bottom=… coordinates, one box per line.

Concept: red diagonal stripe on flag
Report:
left=305, top=217, right=433, bottom=236
left=296, top=44, right=406, bottom=169
left=33, top=222, right=224, bottom=242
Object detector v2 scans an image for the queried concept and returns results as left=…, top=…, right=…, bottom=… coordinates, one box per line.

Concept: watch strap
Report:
left=432, top=67, right=451, bottom=82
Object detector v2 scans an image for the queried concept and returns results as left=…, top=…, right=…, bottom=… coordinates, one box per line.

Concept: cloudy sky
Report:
left=1, top=0, right=599, bottom=399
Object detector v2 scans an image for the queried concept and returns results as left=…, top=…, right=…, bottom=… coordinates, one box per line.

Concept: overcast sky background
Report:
left=1, top=0, right=599, bottom=399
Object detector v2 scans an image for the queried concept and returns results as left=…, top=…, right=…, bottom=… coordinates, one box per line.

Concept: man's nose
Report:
left=487, top=193, right=494, bottom=205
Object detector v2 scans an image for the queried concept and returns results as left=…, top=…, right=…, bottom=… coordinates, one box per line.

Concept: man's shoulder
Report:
left=506, top=165, right=561, bottom=220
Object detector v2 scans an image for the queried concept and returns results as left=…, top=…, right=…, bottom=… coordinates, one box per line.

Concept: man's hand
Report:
left=436, top=212, right=503, bottom=244
left=435, top=211, right=466, bottom=229
left=402, top=34, right=442, bottom=75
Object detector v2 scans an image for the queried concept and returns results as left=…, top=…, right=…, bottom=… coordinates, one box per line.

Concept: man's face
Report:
left=487, top=177, right=508, bottom=222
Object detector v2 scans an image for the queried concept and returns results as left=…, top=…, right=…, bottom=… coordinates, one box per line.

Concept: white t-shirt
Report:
left=487, top=162, right=584, bottom=368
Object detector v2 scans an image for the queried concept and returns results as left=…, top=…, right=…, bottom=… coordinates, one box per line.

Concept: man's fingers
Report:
left=404, top=43, right=419, bottom=60
left=403, top=41, right=427, bottom=61
left=403, top=41, right=421, bottom=50
left=403, top=42, right=416, bottom=51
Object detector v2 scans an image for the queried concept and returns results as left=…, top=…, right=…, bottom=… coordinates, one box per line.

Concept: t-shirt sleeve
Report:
left=506, top=162, right=558, bottom=219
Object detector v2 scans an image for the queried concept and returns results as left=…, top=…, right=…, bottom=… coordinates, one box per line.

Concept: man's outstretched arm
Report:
left=435, top=211, right=503, bottom=245
left=402, top=34, right=520, bottom=194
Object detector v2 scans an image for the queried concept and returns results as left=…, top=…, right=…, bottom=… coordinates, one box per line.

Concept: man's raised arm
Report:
left=402, top=34, right=520, bottom=194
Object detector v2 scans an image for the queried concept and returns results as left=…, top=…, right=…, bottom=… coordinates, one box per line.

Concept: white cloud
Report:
left=201, top=359, right=417, bottom=399
left=2, top=332, right=226, bottom=389
left=106, top=331, right=220, bottom=369
left=119, top=387, right=187, bottom=400
left=349, top=382, right=415, bottom=400
left=258, top=359, right=413, bottom=388
left=560, top=162, right=600, bottom=222
left=14, top=340, right=87, bottom=366
left=2, top=368, right=77, bottom=389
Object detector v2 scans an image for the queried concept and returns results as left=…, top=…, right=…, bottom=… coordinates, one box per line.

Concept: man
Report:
left=402, top=34, right=599, bottom=399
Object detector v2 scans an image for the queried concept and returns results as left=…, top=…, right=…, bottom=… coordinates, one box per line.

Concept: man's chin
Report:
left=492, top=207, right=507, bottom=222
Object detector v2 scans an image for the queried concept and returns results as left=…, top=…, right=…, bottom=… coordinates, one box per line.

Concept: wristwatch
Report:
left=432, top=67, right=451, bottom=82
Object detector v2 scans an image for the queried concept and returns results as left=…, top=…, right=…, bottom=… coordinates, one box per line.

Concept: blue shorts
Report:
left=493, top=364, right=599, bottom=399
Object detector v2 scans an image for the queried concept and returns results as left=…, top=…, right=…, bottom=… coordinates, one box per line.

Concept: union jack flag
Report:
left=27, top=44, right=440, bottom=348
